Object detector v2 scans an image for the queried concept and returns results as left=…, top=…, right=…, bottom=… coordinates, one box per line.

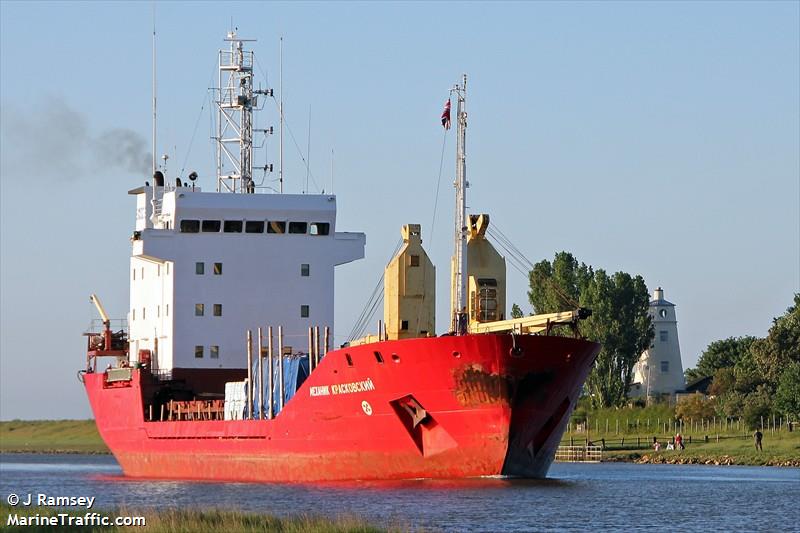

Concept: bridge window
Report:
left=180, top=219, right=200, bottom=233
left=213, top=304, right=222, bottom=317
left=301, top=305, right=310, bottom=318
left=301, top=264, right=310, bottom=277
left=195, top=346, right=204, bottom=358
left=202, top=220, right=221, bottom=232
left=289, top=222, right=308, bottom=234
left=196, top=262, right=204, bottom=275
left=245, top=220, right=265, bottom=233
left=310, top=222, right=330, bottom=236
left=224, top=220, right=243, bottom=233
left=267, top=221, right=286, bottom=234
left=195, top=304, right=204, bottom=316
left=214, top=262, right=222, bottom=275
left=210, top=346, right=219, bottom=359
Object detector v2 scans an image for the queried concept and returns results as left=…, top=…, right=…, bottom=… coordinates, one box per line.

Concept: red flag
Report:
left=441, top=99, right=451, bottom=130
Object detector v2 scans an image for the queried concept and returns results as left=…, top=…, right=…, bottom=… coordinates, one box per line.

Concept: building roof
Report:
left=685, top=375, right=713, bottom=394
left=649, top=298, right=675, bottom=307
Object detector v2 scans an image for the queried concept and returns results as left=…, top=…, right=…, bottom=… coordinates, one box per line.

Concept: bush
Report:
left=742, top=385, right=774, bottom=430
left=676, top=394, right=716, bottom=421
left=715, top=391, right=746, bottom=419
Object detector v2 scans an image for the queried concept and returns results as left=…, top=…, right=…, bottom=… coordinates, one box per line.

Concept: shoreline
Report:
left=600, top=451, right=800, bottom=467
left=2, top=449, right=796, bottom=468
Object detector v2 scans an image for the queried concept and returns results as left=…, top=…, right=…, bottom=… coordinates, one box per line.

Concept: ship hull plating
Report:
left=85, top=334, right=599, bottom=482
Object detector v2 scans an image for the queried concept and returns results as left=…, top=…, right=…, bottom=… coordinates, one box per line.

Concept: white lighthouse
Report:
left=631, top=287, right=686, bottom=403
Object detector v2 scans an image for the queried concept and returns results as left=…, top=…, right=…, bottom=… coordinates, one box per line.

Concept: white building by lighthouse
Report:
left=631, top=287, right=686, bottom=402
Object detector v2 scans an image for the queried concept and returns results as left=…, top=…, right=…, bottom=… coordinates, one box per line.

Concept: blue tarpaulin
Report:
left=251, top=355, right=309, bottom=417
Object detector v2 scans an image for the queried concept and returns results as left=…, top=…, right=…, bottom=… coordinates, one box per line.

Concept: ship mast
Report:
left=452, top=74, right=468, bottom=334
left=216, top=31, right=257, bottom=193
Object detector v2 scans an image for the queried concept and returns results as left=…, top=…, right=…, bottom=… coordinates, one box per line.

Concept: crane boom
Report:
left=90, top=293, right=111, bottom=326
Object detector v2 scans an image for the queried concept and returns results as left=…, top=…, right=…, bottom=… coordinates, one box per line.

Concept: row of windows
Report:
left=196, top=262, right=223, bottom=275
left=193, top=304, right=309, bottom=318
left=136, top=303, right=309, bottom=320
left=195, top=304, right=223, bottom=317
left=133, top=263, right=170, bottom=281
left=195, top=345, right=220, bottom=359
left=131, top=305, right=168, bottom=321
left=180, top=220, right=330, bottom=236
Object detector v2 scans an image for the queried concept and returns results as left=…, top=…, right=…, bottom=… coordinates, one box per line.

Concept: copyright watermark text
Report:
left=5, top=493, right=145, bottom=527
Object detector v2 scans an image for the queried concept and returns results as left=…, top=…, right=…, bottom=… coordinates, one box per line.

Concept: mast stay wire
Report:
left=414, top=127, right=449, bottom=334
left=347, top=238, right=404, bottom=342
left=179, top=63, right=216, bottom=179
left=254, top=54, right=322, bottom=192
left=486, top=223, right=580, bottom=310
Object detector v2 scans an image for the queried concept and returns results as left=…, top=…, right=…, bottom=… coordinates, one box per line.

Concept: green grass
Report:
left=0, top=420, right=108, bottom=454
left=560, top=406, right=800, bottom=466
left=0, top=504, right=395, bottom=532
left=600, top=431, right=800, bottom=466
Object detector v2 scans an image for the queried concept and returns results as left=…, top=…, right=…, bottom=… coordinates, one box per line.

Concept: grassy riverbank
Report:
left=1, top=503, right=392, bottom=533
left=0, top=420, right=108, bottom=454
left=560, top=405, right=800, bottom=466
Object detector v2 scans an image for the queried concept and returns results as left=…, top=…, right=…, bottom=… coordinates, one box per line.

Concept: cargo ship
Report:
left=81, top=33, right=600, bottom=482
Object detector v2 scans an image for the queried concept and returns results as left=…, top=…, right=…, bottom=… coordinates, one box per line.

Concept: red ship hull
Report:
left=84, top=334, right=599, bottom=482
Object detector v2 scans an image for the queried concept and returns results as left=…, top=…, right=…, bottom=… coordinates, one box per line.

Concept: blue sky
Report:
left=1, top=1, right=798, bottom=419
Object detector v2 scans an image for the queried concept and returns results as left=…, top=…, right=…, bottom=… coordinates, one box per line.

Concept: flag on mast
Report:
left=441, top=99, right=451, bottom=130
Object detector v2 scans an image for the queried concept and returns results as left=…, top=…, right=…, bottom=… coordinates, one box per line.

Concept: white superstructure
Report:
left=125, top=33, right=365, bottom=380
left=128, top=186, right=364, bottom=374
left=631, top=287, right=686, bottom=402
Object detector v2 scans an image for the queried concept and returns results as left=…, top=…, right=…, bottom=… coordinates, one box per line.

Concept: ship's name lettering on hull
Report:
left=310, top=378, right=375, bottom=397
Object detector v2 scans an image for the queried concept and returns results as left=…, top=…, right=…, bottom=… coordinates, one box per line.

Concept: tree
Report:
left=750, top=294, right=800, bottom=383
left=692, top=336, right=758, bottom=379
left=708, top=367, right=736, bottom=397
left=527, top=252, right=653, bottom=408
left=774, top=362, right=800, bottom=420
left=510, top=303, right=524, bottom=319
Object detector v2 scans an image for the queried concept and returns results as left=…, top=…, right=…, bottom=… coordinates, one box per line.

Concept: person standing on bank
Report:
left=754, top=429, right=763, bottom=451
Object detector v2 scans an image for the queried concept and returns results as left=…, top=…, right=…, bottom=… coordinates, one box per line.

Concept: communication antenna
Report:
left=152, top=4, right=157, bottom=176
left=279, top=36, right=284, bottom=194
left=306, top=105, right=311, bottom=194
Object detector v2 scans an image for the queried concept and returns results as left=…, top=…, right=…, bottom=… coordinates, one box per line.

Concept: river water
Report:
left=1, top=454, right=798, bottom=532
